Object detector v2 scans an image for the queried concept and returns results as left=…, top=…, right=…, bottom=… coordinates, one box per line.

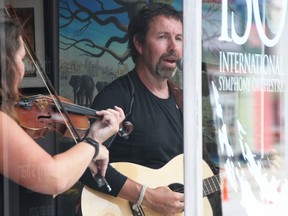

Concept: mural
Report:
left=58, top=1, right=183, bottom=215
left=59, top=0, right=183, bottom=106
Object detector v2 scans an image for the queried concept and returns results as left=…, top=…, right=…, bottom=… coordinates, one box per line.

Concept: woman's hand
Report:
left=87, top=106, right=125, bottom=144
left=88, top=144, right=109, bottom=177
left=86, top=106, right=124, bottom=176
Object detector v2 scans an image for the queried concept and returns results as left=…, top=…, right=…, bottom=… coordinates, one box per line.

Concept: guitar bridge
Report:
left=129, top=201, right=145, bottom=216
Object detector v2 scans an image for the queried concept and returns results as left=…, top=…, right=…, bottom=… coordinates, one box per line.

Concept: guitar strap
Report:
left=168, top=80, right=183, bottom=113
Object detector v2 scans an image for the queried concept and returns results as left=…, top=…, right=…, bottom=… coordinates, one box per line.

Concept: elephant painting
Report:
left=95, top=81, right=108, bottom=93
left=69, top=75, right=95, bottom=107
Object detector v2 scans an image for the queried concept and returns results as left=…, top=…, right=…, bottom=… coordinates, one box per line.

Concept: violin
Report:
left=15, top=94, right=134, bottom=140
left=15, top=94, right=102, bottom=140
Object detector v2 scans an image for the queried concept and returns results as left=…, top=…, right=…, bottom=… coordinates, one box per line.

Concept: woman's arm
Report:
left=0, top=106, right=124, bottom=195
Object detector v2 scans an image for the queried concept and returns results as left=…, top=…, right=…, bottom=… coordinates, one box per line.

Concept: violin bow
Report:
left=4, top=5, right=82, bottom=142
left=4, top=5, right=108, bottom=189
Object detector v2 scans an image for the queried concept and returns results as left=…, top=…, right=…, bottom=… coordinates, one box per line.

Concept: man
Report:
left=81, top=3, right=222, bottom=215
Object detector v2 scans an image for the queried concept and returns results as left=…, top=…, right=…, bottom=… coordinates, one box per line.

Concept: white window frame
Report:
left=183, top=1, right=203, bottom=215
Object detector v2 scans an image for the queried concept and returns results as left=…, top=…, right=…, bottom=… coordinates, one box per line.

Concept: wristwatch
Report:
left=82, top=137, right=99, bottom=160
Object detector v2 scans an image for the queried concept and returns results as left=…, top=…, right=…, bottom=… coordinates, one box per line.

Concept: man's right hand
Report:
left=143, top=186, right=184, bottom=215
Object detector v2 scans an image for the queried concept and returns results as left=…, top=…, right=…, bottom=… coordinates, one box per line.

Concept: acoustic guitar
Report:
left=81, top=154, right=219, bottom=216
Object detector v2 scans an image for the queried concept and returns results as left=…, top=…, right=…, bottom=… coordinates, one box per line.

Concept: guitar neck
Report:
left=202, top=155, right=274, bottom=197
left=203, top=174, right=221, bottom=197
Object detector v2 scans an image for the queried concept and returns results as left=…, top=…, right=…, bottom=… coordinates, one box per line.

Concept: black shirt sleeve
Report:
left=80, top=164, right=127, bottom=197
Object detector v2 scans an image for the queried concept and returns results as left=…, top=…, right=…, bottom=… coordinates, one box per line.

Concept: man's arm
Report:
left=80, top=164, right=127, bottom=197
left=117, top=178, right=184, bottom=215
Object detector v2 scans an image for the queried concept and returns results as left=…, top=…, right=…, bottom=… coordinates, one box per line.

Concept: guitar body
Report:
left=81, top=154, right=214, bottom=216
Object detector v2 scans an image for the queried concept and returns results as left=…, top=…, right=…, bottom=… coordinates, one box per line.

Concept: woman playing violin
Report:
left=0, top=10, right=124, bottom=214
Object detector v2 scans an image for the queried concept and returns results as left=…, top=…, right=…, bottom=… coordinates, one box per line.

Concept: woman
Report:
left=0, top=12, right=124, bottom=196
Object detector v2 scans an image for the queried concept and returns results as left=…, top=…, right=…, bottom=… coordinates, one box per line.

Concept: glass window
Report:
left=202, top=0, right=288, bottom=215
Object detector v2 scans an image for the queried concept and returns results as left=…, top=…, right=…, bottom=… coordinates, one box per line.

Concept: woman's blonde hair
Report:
left=0, top=9, right=22, bottom=119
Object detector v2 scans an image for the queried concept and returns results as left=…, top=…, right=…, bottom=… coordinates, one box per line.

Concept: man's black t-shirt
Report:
left=98, top=70, right=183, bottom=167
left=81, top=69, right=222, bottom=215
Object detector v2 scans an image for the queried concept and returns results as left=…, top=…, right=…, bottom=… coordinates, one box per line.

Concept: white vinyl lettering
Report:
left=219, top=0, right=287, bottom=47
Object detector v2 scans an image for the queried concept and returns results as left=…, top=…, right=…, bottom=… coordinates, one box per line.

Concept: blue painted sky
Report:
left=59, top=0, right=183, bottom=64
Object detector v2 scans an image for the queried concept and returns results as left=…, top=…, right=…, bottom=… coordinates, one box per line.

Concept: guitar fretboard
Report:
left=202, top=155, right=274, bottom=197
left=203, top=174, right=221, bottom=197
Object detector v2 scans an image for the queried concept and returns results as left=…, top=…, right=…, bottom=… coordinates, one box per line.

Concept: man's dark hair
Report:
left=128, top=3, right=182, bottom=63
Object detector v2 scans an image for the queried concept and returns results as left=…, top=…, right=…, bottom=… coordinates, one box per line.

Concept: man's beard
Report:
left=155, top=53, right=178, bottom=79
left=156, top=64, right=177, bottom=79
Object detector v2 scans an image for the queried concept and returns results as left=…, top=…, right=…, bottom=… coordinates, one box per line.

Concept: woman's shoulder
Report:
left=0, top=110, right=11, bottom=120
left=0, top=110, right=26, bottom=144
left=0, top=110, right=20, bottom=130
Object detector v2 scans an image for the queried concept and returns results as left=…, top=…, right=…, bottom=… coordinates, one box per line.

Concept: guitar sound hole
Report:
left=168, top=183, right=184, bottom=193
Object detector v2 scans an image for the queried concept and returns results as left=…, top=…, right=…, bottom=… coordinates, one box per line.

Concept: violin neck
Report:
left=61, top=103, right=101, bottom=119
left=18, top=94, right=102, bottom=119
